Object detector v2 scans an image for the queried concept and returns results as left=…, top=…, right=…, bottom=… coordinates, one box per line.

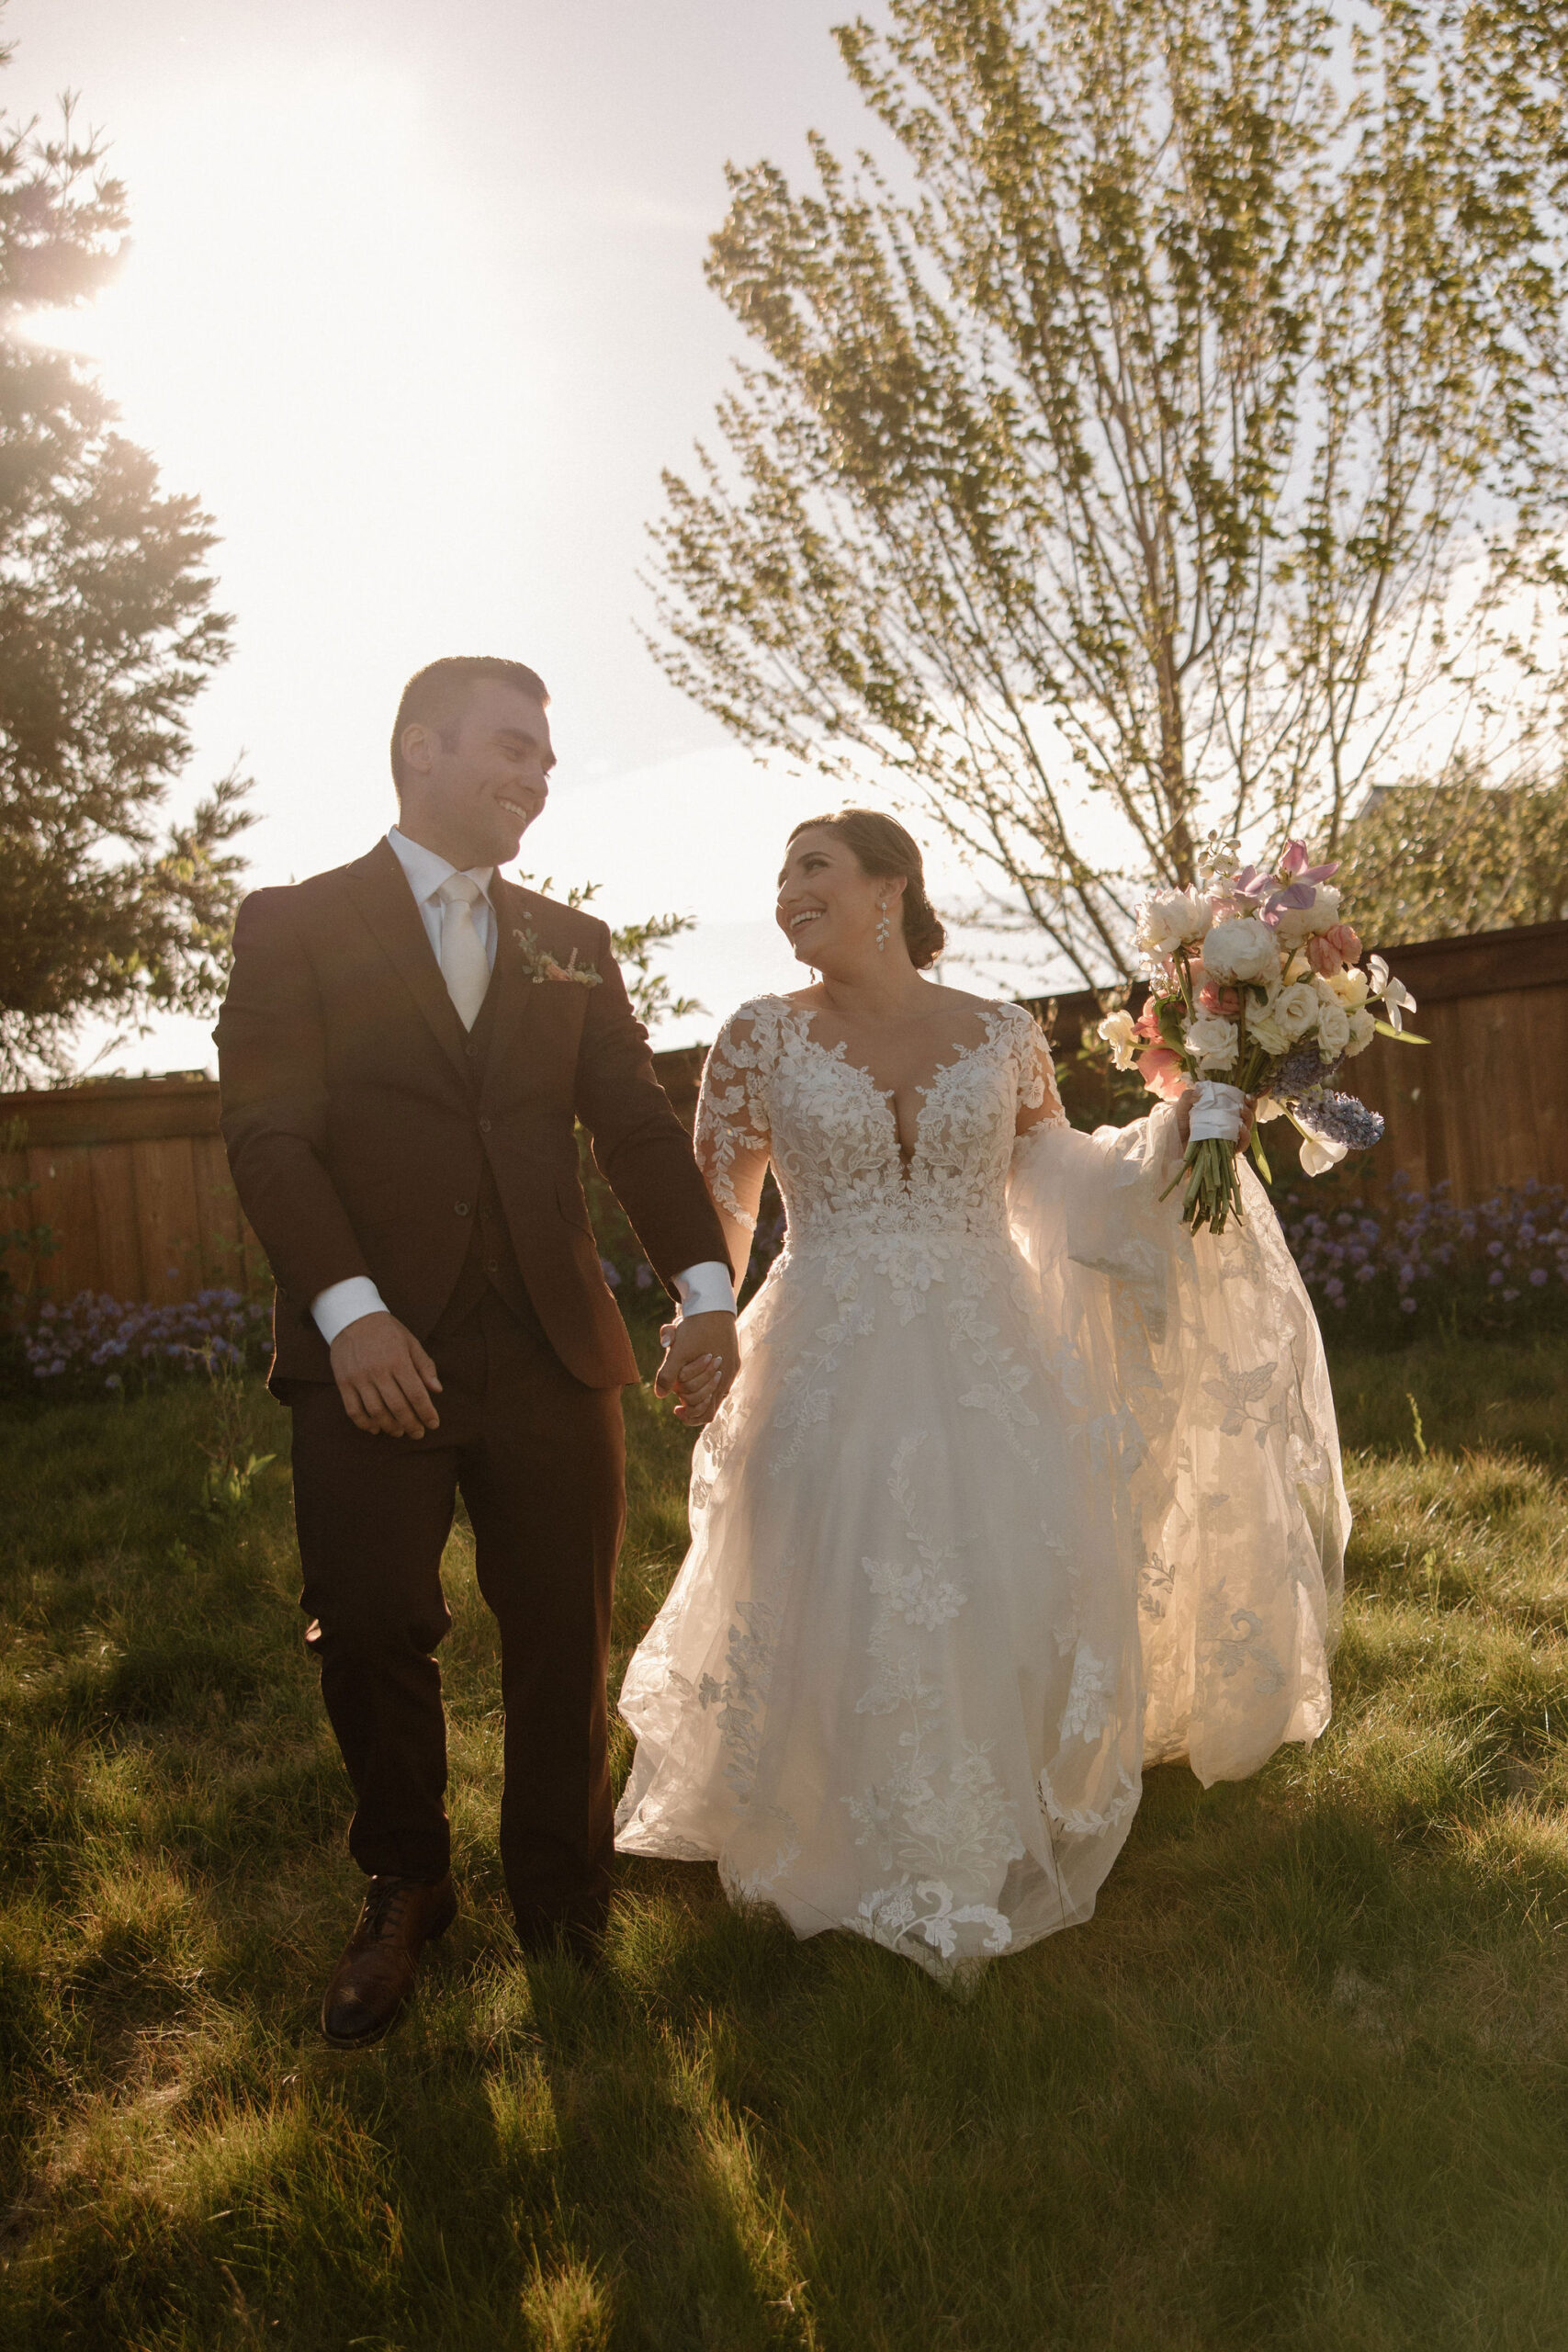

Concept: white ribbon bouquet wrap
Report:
left=1100, top=841, right=1426, bottom=1238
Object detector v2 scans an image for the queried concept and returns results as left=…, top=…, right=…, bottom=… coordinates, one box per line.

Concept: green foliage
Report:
left=1335, top=760, right=1568, bottom=946
left=4, top=1342, right=1568, bottom=2345
left=606, top=910, right=703, bottom=1034
left=189, top=1343, right=276, bottom=1512
left=0, top=66, right=252, bottom=1084
left=521, top=867, right=701, bottom=1031
left=652, top=0, right=1568, bottom=984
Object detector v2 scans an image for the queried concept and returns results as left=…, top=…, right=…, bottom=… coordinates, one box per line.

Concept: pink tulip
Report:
left=1306, top=922, right=1361, bottom=977
left=1134, top=999, right=1163, bottom=1042
left=1198, top=981, right=1241, bottom=1015
left=1136, top=1046, right=1187, bottom=1101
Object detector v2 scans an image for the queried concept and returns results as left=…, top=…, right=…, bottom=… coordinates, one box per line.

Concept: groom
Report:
left=217, top=656, right=739, bottom=2044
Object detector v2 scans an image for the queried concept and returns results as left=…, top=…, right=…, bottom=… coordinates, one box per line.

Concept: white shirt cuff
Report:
left=671, top=1260, right=738, bottom=1317
left=311, top=1275, right=390, bottom=1346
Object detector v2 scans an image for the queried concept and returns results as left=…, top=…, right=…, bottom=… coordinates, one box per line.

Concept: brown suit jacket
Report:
left=215, top=839, right=728, bottom=1391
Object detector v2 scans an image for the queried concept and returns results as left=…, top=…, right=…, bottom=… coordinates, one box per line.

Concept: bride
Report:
left=615, top=811, right=1347, bottom=1972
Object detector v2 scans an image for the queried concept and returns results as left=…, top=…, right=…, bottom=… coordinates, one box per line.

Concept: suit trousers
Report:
left=287, top=1287, right=626, bottom=1937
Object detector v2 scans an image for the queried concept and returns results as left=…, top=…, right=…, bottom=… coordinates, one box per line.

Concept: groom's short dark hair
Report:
left=390, top=656, right=550, bottom=795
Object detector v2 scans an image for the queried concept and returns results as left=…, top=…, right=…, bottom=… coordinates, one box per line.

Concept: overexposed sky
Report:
left=22, top=3, right=1530, bottom=1079
left=13, top=0, right=1036, bottom=1072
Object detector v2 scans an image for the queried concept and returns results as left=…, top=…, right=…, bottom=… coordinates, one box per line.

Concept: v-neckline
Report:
left=778, top=998, right=999, bottom=1170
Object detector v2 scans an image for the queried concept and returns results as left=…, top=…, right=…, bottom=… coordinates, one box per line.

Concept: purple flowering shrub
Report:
left=25, top=1289, right=272, bottom=1396
left=1280, top=1171, right=1568, bottom=1340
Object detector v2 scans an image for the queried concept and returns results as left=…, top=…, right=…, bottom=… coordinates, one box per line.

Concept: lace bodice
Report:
left=694, top=994, right=1066, bottom=1250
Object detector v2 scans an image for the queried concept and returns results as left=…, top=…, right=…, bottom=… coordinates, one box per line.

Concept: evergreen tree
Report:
left=0, top=73, right=248, bottom=1084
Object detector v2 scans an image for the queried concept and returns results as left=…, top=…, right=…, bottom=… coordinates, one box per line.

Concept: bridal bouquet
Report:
left=1096, top=839, right=1423, bottom=1237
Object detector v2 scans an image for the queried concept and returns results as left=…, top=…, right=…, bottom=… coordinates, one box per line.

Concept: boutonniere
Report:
left=513, top=925, right=602, bottom=988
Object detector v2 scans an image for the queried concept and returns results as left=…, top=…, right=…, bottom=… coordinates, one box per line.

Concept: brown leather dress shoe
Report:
left=321, top=1872, right=457, bottom=2048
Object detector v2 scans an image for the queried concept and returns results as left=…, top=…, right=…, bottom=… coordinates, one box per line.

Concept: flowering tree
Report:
left=650, top=0, right=1568, bottom=985
left=0, top=82, right=250, bottom=1083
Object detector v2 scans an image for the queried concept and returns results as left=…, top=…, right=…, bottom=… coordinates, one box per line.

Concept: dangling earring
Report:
left=876, top=900, right=892, bottom=952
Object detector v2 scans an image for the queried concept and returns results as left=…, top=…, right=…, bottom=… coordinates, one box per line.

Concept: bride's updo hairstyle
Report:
left=788, top=809, right=946, bottom=970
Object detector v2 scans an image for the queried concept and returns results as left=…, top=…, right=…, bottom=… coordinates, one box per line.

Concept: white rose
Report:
left=1274, top=980, right=1320, bottom=1039
left=1273, top=883, right=1342, bottom=951
left=1247, top=1004, right=1291, bottom=1057
left=1344, top=1008, right=1377, bottom=1057
left=1201, top=916, right=1279, bottom=985
left=1326, top=964, right=1370, bottom=1010
left=1097, top=1009, right=1139, bottom=1070
left=1182, top=1012, right=1239, bottom=1071
left=1314, top=999, right=1351, bottom=1057
left=1135, top=888, right=1213, bottom=963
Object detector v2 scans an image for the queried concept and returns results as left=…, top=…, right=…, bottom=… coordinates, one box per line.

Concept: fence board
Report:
left=132, top=1136, right=205, bottom=1304
left=1347, top=984, right=1565, bottom=1200
left=192, top=1135, right=255, bottom=1294
left=0, top=1139, right=31, bottom=1261
left=88, top=1144, right=143, bottom=1301
left=28, top=1144, right=97, bottom=1296
left=1, top=917, right=1562, bottom=1307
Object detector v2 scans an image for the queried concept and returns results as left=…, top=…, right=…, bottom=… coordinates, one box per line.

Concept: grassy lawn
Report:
left=2, top=1336, right=1567, bottom=2350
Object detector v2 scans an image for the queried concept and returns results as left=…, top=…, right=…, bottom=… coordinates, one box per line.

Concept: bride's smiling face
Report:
left=776, top=827, right=900, bottom=970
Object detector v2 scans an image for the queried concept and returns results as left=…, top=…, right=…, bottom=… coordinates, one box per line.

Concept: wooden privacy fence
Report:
left=1, top=1077, right=265, bottom=1309
left=3, top=916, right=1565, bottom=1308
left=1040, top=915, right=1568, bottom=1199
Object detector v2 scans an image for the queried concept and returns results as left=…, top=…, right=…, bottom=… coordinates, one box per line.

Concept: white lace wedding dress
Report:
left=615, top=996, right=1347, bottom=1973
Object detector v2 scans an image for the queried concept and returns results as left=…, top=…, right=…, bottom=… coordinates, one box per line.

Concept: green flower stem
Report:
left=1162, top=1135, right=1246, bottom=1237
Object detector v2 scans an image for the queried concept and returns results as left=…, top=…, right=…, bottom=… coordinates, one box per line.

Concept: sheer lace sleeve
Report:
left=694, top=1005, right=773, bottom=1234
left=1008, top=1106, right=1346, bottom=1788
left=1006, top=1005, right=1068, bottom=1135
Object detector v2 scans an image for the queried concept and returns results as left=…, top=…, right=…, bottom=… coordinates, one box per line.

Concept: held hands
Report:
left=655, top=1308, right=740, bottom=1428
left=330, top=1310, right=443, bottom=1438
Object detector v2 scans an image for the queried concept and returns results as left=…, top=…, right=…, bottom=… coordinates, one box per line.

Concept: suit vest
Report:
left=436, top=965, right=547, bottom=1340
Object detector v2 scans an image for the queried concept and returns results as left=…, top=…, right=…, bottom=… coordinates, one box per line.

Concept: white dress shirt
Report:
left=387, top=823, right=499, bottom=971
left=310, top=828, right=736, bottom=1345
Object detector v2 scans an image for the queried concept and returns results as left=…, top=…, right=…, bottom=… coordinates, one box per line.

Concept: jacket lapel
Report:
left=345, top=839, right=472, bottom=1083
left=485, top=877, right=545, bottom=1075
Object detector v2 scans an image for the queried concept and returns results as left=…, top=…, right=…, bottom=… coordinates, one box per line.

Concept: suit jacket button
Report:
left=454, top=1200, right=470, bottom=1216
left=465, top=1042, right=479, bottom=1058
left=479, top=1116, right=492, bottom=1134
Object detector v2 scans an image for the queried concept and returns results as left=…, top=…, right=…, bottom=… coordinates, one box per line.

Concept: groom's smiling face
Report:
left=398, top=679, right=556, bottom=870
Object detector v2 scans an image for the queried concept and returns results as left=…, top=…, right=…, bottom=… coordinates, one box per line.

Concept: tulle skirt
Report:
left=615, top=1110, right=1346, bottom=1973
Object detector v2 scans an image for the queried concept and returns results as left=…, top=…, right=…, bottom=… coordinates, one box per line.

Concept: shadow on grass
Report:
left=1328, top=1329, right=1568, bottom=1473
left=3, top=1352, right=1568, bottom=2348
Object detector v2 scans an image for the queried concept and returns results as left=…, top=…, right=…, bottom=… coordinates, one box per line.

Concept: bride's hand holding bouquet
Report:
left=1097, top=838, right=1424, bottom=1238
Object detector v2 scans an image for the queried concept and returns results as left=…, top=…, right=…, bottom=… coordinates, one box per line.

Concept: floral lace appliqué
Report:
left=861, top=1436, right=970, bottom=1630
